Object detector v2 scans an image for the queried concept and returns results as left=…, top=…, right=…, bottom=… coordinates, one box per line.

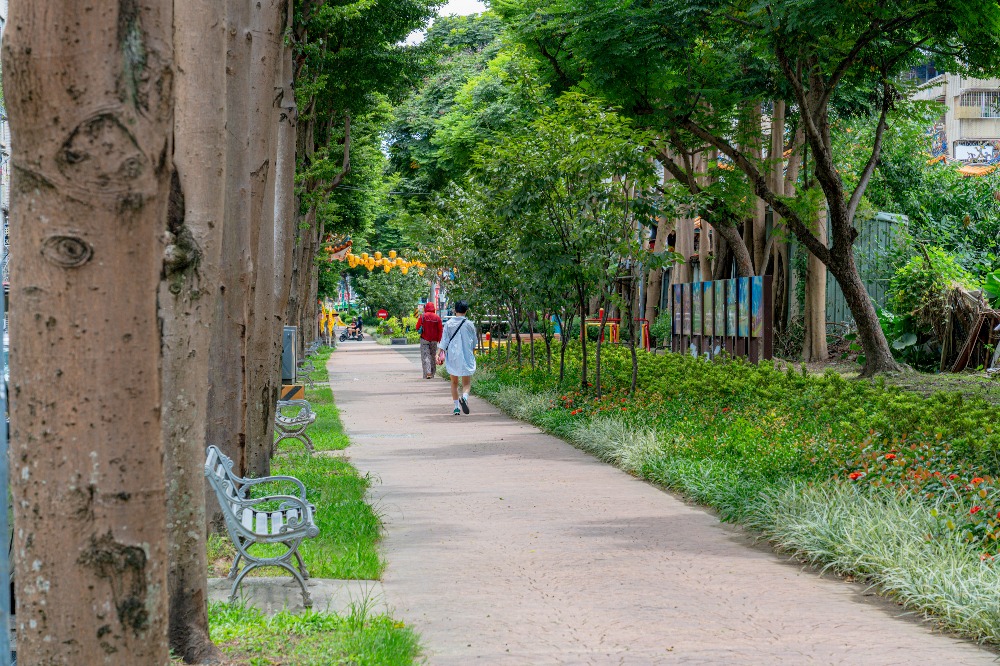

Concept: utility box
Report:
left=282, top=326, right=297, bottom=383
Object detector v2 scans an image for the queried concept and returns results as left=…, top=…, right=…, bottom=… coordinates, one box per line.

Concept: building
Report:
left=912, top=72, right=1000, bottom=164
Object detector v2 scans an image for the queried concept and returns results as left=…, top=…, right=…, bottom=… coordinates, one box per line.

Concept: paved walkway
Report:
left=329, top=342, right=996, bottom=665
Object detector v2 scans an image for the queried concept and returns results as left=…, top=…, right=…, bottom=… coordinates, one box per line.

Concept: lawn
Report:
left=473, top=343, right=1000, bottom=644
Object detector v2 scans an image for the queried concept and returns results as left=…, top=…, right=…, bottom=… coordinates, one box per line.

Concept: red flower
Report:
left=949, top=474, right=959, bottom=480
left=971, top=506, right=983, bottom=515
left=722, top=407, right=731, bottom=413
left=849, top=472, right=864, bottom=480
left=972, top=477, right=985, bottom=485
left=884, top=453, right=896, bottom=460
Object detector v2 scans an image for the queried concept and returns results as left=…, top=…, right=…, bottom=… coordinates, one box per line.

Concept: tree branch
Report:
left=678, top=119, right=831, bottom=266
left=846, top=79, right=891, bottom=223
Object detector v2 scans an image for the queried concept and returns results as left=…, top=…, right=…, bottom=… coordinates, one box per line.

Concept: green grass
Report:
left=207, top=601, right=420, bottom=666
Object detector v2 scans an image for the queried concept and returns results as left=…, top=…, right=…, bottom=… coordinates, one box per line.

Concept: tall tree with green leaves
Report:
left=497, top=0, right=1000, bottom=375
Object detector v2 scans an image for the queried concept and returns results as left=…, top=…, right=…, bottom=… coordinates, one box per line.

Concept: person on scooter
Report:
left=347, top=315, right=363, bottom=339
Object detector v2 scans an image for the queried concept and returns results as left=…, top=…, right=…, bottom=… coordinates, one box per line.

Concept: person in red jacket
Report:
left=416, top=302, right=443, bottom=379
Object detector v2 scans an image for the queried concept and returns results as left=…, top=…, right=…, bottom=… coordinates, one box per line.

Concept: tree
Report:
left=352, top=267, right=428, bottom=319
left=498, top=0, right=1000, bottom=374
left=163, top=0, right=226, bottom=660
left=3, top=0, right=174, bottom=660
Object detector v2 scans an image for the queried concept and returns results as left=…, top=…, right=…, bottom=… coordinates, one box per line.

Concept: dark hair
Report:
left=455, top=300, right=469, bottom=314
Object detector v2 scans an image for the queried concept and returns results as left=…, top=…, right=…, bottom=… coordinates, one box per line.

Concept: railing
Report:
left=957, top=90, right=1000, bottom=119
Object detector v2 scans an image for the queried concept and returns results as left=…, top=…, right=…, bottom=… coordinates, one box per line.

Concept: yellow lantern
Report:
left=374, top=251, right=382, bottom=260
left=361, top=252, right=369, bottom=260
left=401, top=266, right=409, bottom=274
left=389, top=250, right=397, bottom=259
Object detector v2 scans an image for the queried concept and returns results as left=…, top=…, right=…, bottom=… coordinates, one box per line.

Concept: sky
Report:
left=438, top=0, right=486, bottom=15
left=406, top=0, right=486, bottom=44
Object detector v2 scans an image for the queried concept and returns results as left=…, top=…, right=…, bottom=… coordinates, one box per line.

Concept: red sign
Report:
left=377, top=309, right=389, bottom=320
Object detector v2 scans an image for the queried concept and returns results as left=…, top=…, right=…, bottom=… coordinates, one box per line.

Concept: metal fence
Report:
left=823, top=212, right=906, bottom=329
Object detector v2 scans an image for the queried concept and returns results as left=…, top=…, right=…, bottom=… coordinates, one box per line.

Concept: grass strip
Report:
left=203, top=345, right=420, bottom=664
left=209, top=346, right=384, bottom=579
left=207, top=601, right=420, bottom=666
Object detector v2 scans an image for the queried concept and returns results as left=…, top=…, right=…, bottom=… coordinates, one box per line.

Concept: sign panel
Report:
left=377, top=309, right=389, bottom=320
left=726, top=278, right=738, bottom=336
left=692, top=282, right=702, bottom=336
left=714, top=281, right=725, bottom=336
left=682, top=283, right=692, bottom=335
left=738, top=277, right=750, bottom=337
left=702, top=282, right=714, bottom=336
left=673, top=284, right=682, bottom=335
left=751, top=276, right=764, bottom=338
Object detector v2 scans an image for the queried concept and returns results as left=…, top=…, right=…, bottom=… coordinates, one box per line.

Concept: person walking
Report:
left=437, top=301, right=477, bottom=416
left=416, top=302, right=443, bottom=379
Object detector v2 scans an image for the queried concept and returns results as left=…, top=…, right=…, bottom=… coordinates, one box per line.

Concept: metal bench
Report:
left=204, top=445, right=319, bottom=607
left=296, top=358, right=317, bottom=389
left=272, top=399, right=317, bottom=455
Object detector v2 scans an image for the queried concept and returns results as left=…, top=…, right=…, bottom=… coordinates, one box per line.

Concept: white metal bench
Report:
left=204, top=445, right=319, bottom=607
left=273, top=400, right=317, bottom=455
left=296, top=358, right=317, bottom=388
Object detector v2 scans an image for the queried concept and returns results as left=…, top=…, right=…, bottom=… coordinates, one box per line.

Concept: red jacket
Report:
left=417, top=313, right=443, bottom=342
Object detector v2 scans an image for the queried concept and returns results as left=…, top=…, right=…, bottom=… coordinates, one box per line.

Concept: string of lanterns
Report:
left=322, top=236, right=426, bottom=274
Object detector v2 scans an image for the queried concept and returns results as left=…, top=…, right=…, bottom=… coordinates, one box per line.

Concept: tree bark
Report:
left=802, top=204, right=829, bottom=362
left=273, top=9, right=298, bottom=363
left=163, top=1, right=226, bottom=661
left=3, top=1, right=174, bottom=661
left=207, top=0, right=253, bottom=479
left=244, top=0, right=284, bottom=478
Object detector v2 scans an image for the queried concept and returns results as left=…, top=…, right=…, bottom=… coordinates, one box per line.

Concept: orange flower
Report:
left=849, top=472, right=863, bottom=480
left=972, top=477, right=985, bottom=485
left=884, top=453, right=896, bottom=460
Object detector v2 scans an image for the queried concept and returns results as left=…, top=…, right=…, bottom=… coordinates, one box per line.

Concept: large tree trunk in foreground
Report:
left=164, top=0, right=226, bottom=661
left=3, top=1, right=173, bottom=661
left=244, top=0, right=284, bottom=478
left=207, top=0, right=252, bottom=478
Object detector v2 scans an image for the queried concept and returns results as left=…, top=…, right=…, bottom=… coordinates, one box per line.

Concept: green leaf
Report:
left=892, top=333, right=918, bottom=350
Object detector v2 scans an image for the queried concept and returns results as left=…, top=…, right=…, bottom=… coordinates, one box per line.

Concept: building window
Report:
left=959, top=90, right=1000, bottom=118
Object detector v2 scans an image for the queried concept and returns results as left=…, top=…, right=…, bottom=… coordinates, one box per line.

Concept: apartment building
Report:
left=912, top=69, right=1000, bottom=164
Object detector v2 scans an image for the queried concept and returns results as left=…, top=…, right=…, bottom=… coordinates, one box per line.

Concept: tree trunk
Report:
left=577, top=286, right=589, bottom=389
left=802, top=204, right=829, bottom=362
left=207, top=0, right=253, bottom=479
left=163, top=0, right=226, bottom=661
left=644, top=164, right=671, bottom=325
left=3, top=1, right=174, bottom=661
left=829, top=253, right=898, bottom=376
left=527, top=310, right=537, bottom=370
left=243, top=0, right=284, bottom=478
left=594, top=298, right=610, bottom=398
left=273, top=12, right=298, bottom=369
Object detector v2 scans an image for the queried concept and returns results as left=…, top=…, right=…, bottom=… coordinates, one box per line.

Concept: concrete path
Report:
left=330, top=341, right=996, bottom=665
left=207, top=577, right=385, bottom=616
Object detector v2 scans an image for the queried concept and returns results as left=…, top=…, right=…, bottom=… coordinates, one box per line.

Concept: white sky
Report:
left=439, top=0, right=486, bottom=15
left=407, top=0, right=487, bottom=44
